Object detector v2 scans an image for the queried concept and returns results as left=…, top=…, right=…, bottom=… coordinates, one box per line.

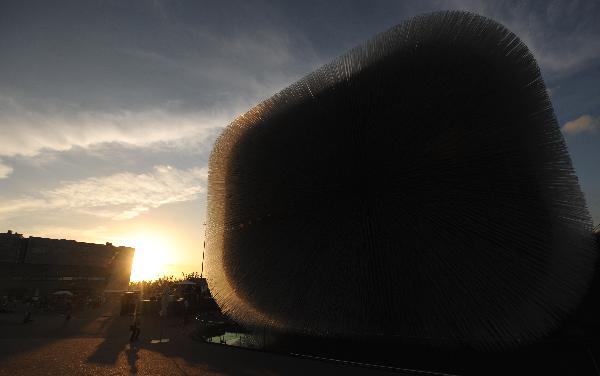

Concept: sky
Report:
left=0, top=0, right=599, bottom=281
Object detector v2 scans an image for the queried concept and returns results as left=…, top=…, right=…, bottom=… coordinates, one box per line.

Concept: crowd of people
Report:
left=1, top=273, right=222, bottom=346
left=0, top=291, right=104, bottom=324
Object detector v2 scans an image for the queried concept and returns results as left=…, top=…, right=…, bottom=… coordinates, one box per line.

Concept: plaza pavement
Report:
left=0, top=301, right=417, bottom=376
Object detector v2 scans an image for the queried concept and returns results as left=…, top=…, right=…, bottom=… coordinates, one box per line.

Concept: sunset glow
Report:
left=128, top=233, right=172, bottom=282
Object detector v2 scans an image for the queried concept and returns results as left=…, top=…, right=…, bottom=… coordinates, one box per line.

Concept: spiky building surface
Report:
left=206, top=11, right=596, bottom=349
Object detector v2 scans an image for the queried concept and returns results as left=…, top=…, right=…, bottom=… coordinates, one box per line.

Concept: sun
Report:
left=128, top=233, right=171, bottom=282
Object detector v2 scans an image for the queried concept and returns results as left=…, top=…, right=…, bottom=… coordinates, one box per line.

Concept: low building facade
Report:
left=0, top=230, right=134, bottom=298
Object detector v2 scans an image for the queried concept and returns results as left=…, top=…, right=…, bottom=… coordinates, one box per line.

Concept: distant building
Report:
left=0, top=230, right=134, bottom=297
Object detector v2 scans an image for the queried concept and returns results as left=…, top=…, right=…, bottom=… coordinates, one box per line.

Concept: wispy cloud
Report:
left=0, top=95, right=233, bottom=159
left=562, top=114, right=599, bottom=135
left=0, top=1, right=318, bottom=170
left=0, top=165, right=207, bottom=220
left=445, top=0, right=600, bottom=75
left=0, top=160, right=13, bottom=179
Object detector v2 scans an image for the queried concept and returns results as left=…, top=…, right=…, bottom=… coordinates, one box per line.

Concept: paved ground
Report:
left=0, top=302, right=417, bottom=376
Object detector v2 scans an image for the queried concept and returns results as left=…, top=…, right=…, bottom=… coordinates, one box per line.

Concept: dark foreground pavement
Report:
left=0, top=336, right=425, bottom=376
left=0, top=303, right=418, bottom=376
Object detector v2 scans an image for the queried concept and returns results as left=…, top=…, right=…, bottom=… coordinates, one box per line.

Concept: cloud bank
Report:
left=0, top=165, right=207, bottom=220
left=0, top=95, right=233, bottom=158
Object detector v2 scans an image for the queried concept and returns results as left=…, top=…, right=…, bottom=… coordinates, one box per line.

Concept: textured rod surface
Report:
left=206, top=11, right=596, bottom=348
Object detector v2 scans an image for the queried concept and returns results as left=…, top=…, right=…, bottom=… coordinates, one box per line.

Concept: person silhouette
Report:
left=64, top=300, right=72, bottom=321
left=129, top=312, right=141, bottom=341
left=23, top=301, right=32, bottom=324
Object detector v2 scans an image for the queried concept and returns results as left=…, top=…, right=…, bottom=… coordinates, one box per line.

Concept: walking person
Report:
left=22, top=300, right=33, bottom=324
left=129, top=312, right=141, bottom=342
left=64, top=299, right=72, bottom=321
left=183, top=298, right=190, bottom=327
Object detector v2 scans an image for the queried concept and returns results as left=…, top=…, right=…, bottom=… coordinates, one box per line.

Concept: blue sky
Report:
left=0, top=0, right=599, bottom=278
